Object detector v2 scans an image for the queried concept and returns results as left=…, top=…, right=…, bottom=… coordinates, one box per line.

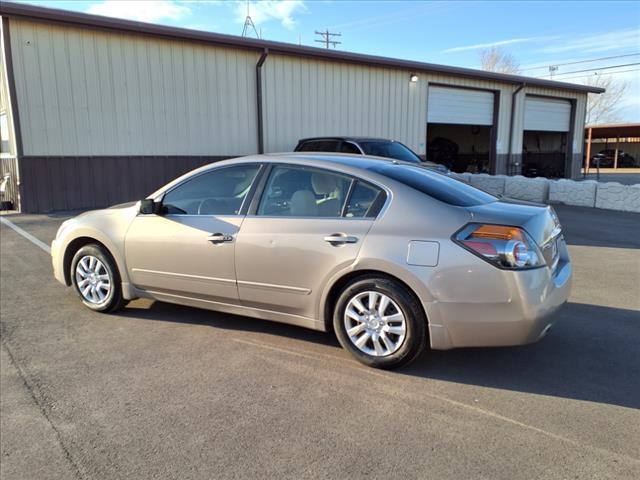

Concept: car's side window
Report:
left=345, top=181, right=386, bottom=218
left=162, top=164, right=260, bottom=215
left=257, top=166, right=352, bottom=217
left=340, top=142, right=361, bottom=154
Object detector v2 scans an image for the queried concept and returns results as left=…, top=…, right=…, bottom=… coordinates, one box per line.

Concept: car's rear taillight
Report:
left=454, top=224, right=545, bottom=269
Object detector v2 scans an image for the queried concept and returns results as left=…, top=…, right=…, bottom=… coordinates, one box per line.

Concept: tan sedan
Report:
left=51, top=154, right=571, bottom=369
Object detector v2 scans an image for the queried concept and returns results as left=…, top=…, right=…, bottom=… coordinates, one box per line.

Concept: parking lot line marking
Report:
left=233, top=336, right=640, bottom=464
left=0, top=217, right=51, bottom=254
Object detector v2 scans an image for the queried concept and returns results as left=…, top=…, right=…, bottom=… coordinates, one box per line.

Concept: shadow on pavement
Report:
left=403, top=302, right=640, bottom=410
left=554, top=204, right=640, bottom=249
left=120, top=299, right=639, bottom=410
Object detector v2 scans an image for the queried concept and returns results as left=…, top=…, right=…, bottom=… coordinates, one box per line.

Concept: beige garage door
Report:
left=427, top=86, right=494, bottom=126
left=524, top=96, right=571, bottom=132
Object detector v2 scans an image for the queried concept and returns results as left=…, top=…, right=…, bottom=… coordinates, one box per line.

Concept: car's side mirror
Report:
left=139, top=198, right=159, bottom=215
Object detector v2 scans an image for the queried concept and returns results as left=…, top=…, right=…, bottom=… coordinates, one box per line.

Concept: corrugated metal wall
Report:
left=7, top=18, right=589, bottom=161
left=262, top=54, right=427, bottom=154
left=9, top=19, right=259, bottom=156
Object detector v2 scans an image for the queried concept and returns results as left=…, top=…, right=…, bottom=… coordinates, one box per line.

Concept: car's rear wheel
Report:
left=333, top=275, right=427, bottom=369
left=71, top=244, right=127, bottom=313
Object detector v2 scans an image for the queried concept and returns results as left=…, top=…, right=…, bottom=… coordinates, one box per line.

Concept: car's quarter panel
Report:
left=124, top=214, right=243, bottom=302
left=51, top=204, right=139, bottom=297
left=343, top=184, right=474, bottom=348
left=235, top=217, right=374, bottom=318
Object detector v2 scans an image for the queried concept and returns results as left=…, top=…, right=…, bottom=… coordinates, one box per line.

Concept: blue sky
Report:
left=17, top=0, right=640, bottom=121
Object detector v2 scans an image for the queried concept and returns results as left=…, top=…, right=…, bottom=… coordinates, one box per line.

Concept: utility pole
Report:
left=548, top=65, right=558, bottom=79
left=314, top=29, right=341, bottom=49
left=241, top=1, right=260, bottom=38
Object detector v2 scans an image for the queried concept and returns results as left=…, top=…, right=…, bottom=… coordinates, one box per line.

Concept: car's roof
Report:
left=263, top=152, right=405, bottom=169
left=297, top=136, right=400, bottom=144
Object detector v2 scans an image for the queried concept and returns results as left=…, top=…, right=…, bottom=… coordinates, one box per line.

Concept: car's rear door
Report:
left=235, top=164, right=387, bottom=319
left=124, top=163, right=263, bottom=303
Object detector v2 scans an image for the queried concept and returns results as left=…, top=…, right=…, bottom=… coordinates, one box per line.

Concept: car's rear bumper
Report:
left=428, top=253, right=572, bottom=350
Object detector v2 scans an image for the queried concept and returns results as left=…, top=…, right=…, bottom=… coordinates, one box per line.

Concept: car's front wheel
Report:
left=333, top=275, right=427, bottom=369
left=71, top=244, right=127, bottom=313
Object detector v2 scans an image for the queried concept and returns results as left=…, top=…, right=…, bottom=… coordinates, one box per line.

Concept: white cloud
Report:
left=86, top=1, right=191, bottom=23
left=535, top=28, right=640, bottom=54
left=442, top=37, right=552, bottom=54
left=233, top=1, right=306, bottom=30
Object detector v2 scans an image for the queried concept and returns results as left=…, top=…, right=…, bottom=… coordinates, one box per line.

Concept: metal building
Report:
left=0, top=2, right=603, bottom=213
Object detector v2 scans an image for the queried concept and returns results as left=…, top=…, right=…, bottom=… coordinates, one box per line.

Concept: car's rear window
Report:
left=368, top=164, right=497, bottom=206
left=358, top=141, right=421, bottom=163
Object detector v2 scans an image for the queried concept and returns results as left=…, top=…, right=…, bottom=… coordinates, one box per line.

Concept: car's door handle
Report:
left=324, top=234, right=358, bottom=245
left=207, top=233, right=234, bottom=244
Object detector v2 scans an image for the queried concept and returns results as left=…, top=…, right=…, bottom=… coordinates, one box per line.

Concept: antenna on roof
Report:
left=242, top=1, right=260, bottom=38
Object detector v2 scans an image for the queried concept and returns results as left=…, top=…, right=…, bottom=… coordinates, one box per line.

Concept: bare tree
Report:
left=478, top=46, right=520, bottom=74
left=581, top=75, right=628, bottom=125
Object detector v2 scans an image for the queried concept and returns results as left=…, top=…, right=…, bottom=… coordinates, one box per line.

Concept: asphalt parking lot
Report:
left=1, top=205, right=639, bottom=479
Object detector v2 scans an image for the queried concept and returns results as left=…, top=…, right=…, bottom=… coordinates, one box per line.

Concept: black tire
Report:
left=70, top=244, right=127, bottom=313
left=333, top=275, right=427, bottom=369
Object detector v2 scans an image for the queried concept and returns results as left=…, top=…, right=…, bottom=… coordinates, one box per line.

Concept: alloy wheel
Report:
left=75, top=255, right=111, bottom=304
left=343, top=291, right=407, bottom=357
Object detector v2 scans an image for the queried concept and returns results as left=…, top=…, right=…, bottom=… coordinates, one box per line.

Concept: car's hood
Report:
left=466, top=198, right=561, bottom=247
left=73, top=201, right=139, bottom=220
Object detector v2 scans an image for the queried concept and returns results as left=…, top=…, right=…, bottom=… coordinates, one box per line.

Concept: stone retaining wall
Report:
left=452, top=173, right=640, bottom=213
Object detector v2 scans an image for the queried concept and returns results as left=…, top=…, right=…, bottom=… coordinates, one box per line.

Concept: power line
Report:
left=536, top=62, right=640, bottom=78
left=521, top=52, right=640, bottom=72
left=314, top=29, right=342, bottom=49
left=553, top=68, right=640, bottom=82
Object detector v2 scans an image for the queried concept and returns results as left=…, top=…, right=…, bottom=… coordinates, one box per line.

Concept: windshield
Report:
left=369, top=163, right=497, bottom=206
left=358, top=141, right=422, bottom=163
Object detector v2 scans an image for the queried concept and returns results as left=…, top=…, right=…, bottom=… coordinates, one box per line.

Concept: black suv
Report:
left=294, top=137, right=446, bottom=171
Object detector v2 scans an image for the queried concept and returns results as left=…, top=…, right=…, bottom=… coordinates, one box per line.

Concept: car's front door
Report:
left=125, top=163, right=262, bottom=303
left=235, top=164, right=387, bottom=319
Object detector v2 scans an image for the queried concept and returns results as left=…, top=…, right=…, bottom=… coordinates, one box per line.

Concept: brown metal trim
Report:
left=428, top=82, right=498, bottom=94
left=256, top=48, right=269, bottom=154
left=0, top=1, right=605, bottom=94
left=524, top=93, right=577, bottom=101
left=565, top=99, right=577, bottom=178
left=490, top=90, right=500, bottom=174
left=507, top=83, right=526, bottom=174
